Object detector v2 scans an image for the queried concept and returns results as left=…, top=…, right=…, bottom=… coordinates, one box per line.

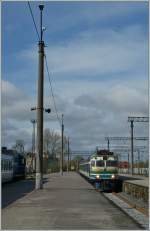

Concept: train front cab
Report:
left=89, top=157, right=118, bottom=191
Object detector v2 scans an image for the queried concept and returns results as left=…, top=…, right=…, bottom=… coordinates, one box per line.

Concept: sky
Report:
left=1, top=1, right=149, bottom=159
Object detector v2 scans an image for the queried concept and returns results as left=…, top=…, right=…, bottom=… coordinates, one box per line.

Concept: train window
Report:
left=96, top=161, right=104, bottom=167
left=103, top=156, right=107, bottom=160
left=91, top=161, right=95, bottom=167
left=106, top=161, right=118, bottom=167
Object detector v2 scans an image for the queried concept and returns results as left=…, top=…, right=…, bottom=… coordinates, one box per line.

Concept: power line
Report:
left=27, top=1, right=40, bottom=41
left=44, top=54, right=61, bottom=127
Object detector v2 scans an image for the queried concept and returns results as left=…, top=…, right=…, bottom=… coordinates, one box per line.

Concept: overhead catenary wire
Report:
left=44, top=53, right=62, bottom=127
left=27, top=1, right=40, bottom=41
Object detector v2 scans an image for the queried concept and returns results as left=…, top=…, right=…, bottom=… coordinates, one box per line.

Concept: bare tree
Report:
left=44, top=129, right=64, bottom=159
left=44, top=129, right=68, bottom=159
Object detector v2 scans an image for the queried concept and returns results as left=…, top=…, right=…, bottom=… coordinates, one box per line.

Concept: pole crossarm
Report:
left=105, top=137, right=148, bottom=141
left=128, top=116, right=149, bottom=122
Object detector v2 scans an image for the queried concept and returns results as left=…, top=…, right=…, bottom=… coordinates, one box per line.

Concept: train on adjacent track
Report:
left=2, top=150, right=26, bottom=183
left=79, top=149, right=119, bottom=191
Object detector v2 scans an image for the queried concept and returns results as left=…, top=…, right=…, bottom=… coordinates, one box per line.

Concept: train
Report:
left=1, top=148, right=26, bottom=183
left=79, top=149, right=119, bottom=191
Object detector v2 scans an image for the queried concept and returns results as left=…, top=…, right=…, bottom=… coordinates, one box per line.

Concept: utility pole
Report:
left=60, top=114, right=64, bottom=175
left=31, top=119, right=37, bottom=172
left=36, top=4, right=45, bottom=189
left=67, top=137, right=70, bottom=172
left=130, top=120, right=134, bottom=175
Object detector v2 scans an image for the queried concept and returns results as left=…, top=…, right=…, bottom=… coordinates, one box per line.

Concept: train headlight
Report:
left=111, top=174, right=115, bottom=179
left=96, top=175, right=100, bottom=179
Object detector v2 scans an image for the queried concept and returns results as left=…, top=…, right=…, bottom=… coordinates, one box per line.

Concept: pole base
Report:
left=35, top=173, right=43, bottom=189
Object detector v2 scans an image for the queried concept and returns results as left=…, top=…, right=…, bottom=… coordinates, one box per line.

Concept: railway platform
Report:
left=2, top=172, right=145, bottom=230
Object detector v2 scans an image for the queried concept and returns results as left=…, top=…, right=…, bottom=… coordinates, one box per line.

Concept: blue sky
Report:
left=2, top=1, right=148, bottom=74
left=2, top=1, right=149, bottom=158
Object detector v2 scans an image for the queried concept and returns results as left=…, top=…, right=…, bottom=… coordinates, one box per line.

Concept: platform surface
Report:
left=2, top=172, right=143, bottom=230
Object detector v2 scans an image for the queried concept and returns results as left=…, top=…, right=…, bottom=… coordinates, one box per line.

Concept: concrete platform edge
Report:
left=103, top=192, right=149, bottom=230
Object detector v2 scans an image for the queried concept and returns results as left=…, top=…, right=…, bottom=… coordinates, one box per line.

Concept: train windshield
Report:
left=106, top=161, right=118, bottom=167
left=96, top=161, right=104, bottom=167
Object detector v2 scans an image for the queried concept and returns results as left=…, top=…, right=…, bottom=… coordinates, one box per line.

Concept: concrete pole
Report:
left=36, top=5, right=44, bottom=189
left=67, top=137, right=70, bottom=172
left=31, top=119, right=36, bottom=172
left=130, top=120, right=134, bottom=175
left=60, top=114, right=64, bottom=175
left=33, top=120, right=36, bottom=171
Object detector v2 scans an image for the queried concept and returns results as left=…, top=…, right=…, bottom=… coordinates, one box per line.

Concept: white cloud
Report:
left=45, top=25, right=147, bottom=76
left=17, top=25, right=147, bottom=79
left=1, top=80, right=36, bottom=148
left=2, top=13, right=148, bottom=151
left=45, top=3, right=148, bottom=36
left=54, top=79, right=148, bottom=150
left=1, top=80, right=35, bottom=121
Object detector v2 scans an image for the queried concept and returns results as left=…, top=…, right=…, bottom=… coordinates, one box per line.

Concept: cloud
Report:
left=2, top=2, right=148, bottom=152
left=45, top=25, right=148, bottom=77
left=56, top=79, right=148, bottom=150
left=74, top=84, right=148, bottom=114
left=15, top=24, right=148, bottom=81
left=1, top=80, right=35, bottom=121
left=44, top=2, right=148, bottom=36
left=1, top=80, right=36, bottom=148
